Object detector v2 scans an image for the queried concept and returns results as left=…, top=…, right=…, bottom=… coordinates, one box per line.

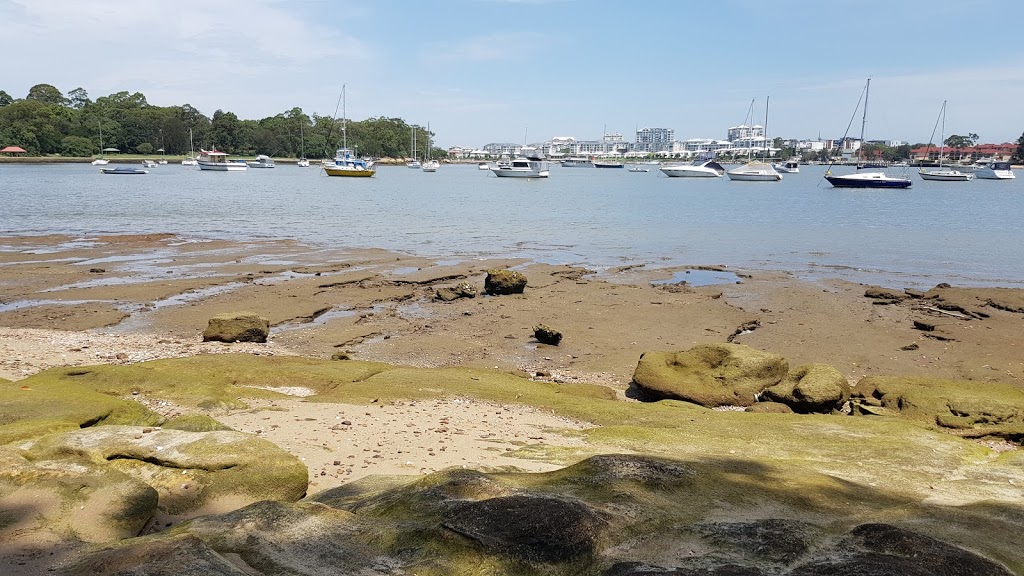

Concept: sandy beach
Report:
left=3, top=233, right=1024, bottom=494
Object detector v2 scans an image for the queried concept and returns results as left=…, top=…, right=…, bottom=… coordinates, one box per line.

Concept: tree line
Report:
left=0, top=84, right=445, bottom=159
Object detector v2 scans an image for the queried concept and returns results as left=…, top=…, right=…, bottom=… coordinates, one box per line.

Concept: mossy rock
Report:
left=0, top=378, right=163, bottom=445
left=163, top=414, right=233, bottom=432
left=201, top=312, right=269, bottom=343
left=761, top=364, right=850, bottom=414
left=745, top=401, right=794, bottom=414
left=485, top=269, right=528, bottom=295
left=853, top=376, right=1024, bottom=440
left=21, top=426, right=308, bottom=517
left=632, top=343, right=789, bottom=407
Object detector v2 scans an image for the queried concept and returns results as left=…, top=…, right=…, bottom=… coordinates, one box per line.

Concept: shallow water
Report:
left=1, top=162, right=1022, bottom=287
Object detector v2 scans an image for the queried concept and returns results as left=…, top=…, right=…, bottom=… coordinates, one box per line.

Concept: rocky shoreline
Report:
left=1, top=233, right=1022, bottom=575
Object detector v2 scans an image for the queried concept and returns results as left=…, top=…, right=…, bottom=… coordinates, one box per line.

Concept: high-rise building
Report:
left=635, top=127, right=675, bottom=152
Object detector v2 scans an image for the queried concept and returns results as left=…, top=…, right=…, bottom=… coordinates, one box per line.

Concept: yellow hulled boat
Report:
left=323, top=147, right=375, bottom=177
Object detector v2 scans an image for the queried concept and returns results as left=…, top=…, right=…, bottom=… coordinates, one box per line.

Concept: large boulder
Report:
left=484, top=269, right=527, bottom=295
left=632, top=343, right=789, bottom=407
left=851, top=376, right=1024, bottom=439
left=202, top=312, right=269, bottom=343
left=761, top=364, right=850, bottom=414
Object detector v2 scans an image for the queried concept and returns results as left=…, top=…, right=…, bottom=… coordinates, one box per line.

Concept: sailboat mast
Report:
left=859, top=78, right=870, bottom=163
left=341, top=84, right=347, bottom=150
left=938, top=101, right=946, bottom=168
left=764, top=96, right=770, bottom=160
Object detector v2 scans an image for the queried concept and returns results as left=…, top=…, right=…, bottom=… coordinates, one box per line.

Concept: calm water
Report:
left=1, top=162, right=1022, bottom=287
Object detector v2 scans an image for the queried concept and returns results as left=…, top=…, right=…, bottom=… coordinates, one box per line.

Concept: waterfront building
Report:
left=909, top=142, right=1015, bottom=164
left=635, top=127, right=675, bottom=153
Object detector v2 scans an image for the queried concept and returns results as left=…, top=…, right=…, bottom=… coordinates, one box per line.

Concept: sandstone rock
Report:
left=201, top=312, right=269, bottom=343
left=632, top=343, right=789, bottom=407
left=745, top=401, right=794, bottom=414
left=852, top=376, right=1024, bottom=439
left=534, top=324, right=563, bottom=345
left=761, top=364, right=850, bottom=414
left=57, top=533, right=243, bottom=576
left=484, top=269, right=527, bottom=295
left=21, top=426, right=308, bottom=517
left=864, top=286, right=907, bottom=301
left=443, top=494, right=606, bottom=562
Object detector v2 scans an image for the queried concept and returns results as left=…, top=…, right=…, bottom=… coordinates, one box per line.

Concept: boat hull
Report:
left=974, top=170, right=1015, bottom=180
left=101, top=168, right=147, bottom=175
left=198, top=162, right=248, bottom=171
left=825, top=174, right=912, bottom=189
left=593, top=163, right=624, bottom=169
left=727, top=170, right=782, bottom=181
left=919, top=170, right=973, bottom=181
left=660, top=167, right=720, bottom=178
left=324, top=167, right=375, bottom=177
left=91, top=159, right=109, bottom=166
left=491, top=169, right=549, bottom=178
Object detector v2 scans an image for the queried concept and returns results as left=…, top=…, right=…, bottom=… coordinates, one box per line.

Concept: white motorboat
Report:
left=660, top=159, right=725, bottom=178
left=727, top=161, right=783, bottom=181
left=628, top=164, right=649, bottom=173
left=919, top=101, right=973, bottom=182
left=92, top=158, right=109, bottom=166
left=247, top=154, right=276, bottom=168
left=142, top=159, right=158, bottom=168
left=561, top=157, right=593, bottom=167
left=972, top=161, right=1015, bottom=180
left=477, top=162, right=491, bottom=170
left=322, top=86, right=376, bottom=178
left=297, top=158, right=311, bottom=167
left=198, top=149, right=248, bottom=171
left=490, top=157, right=549, bottom=178
left=773, top=159, right=800, bottom=173
left=101, top=167, right=147, bottom=175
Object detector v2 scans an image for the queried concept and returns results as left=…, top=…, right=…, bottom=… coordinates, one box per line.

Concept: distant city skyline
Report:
left=2, top=0, right=1022, bottom=148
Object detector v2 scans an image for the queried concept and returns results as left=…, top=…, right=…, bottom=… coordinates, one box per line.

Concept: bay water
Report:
left=1, top=162, right=1021, bottom=288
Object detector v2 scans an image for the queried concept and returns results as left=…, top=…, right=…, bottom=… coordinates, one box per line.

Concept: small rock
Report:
left=534, top=324, right=563, bottom=346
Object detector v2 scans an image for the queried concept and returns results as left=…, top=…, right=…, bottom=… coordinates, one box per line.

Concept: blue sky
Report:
left=3, top=0, right=1023, bottom=148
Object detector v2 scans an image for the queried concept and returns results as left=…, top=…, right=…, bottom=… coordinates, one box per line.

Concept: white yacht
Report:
left=490, top=157, right=549, bottom=178
left=972, top=161, right=1015, bottom=180
left=181, top=128, right=198, bottom=166
left=773, top=159, right=800, bottom=173
left=660, top=159, right=725, bottom=178
left=198, top=149, right=248, bottom=171
left=477, top=162, right=491, bottom=170
left=247, top=154, right=276, bottom=168
left=141, top=159, right=158, bottom=168
left=727, top=161, right=783, bottom=181
left=919, top=101, right=973, bottom=182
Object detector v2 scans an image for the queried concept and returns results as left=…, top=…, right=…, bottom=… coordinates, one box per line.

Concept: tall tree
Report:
left=26, top=83, right=68, bottom=106
left=0, top=90, right=12, bottom=107
left=1015, top=132, right=1024, bottom=163
left=68, top=87, right=91, bottom=110
left=944, top=133, right=978, bottom=148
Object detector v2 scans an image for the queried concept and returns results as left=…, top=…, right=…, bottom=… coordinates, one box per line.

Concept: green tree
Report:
left=26, top=83, right=67, bottom=106
left=61, top=135, right=95, bottom=156
left=944, top=133, right=978, bottom=148
left=1014, top=132, right=1024, bottom=163
left=68, top=87, right=90, bottom=110
left=0, top=90, right=12, bottom=107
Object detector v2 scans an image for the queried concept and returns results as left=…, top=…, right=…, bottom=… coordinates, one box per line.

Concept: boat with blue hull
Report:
left=824, top=79, right=911, bottom=189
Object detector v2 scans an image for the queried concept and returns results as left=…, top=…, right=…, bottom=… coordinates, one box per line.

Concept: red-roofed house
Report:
left=909, top=142, right=1016, bottom=163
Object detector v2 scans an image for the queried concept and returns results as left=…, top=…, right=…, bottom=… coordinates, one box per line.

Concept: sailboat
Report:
left=422, top=122, right=439, bottom=172
left=407, top=126, right=421, bottom=168
left=727, top=97, right=782, bottom=181
left=919, top=101, right=973, bottom=181
left=297, top=120, right=310, bottom=167
left=91, top=121, right=109, bottom=166
left=824, top=79, right=912, bottom=189
left=181, top=128, right=197, bottom=166
left=323, top=85, right=376, bottom=177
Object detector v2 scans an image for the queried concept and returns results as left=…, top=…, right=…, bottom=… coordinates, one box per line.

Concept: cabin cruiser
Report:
left=560, top=157, right=593, bottom=167
left=824, top=169, right=911, bottom=188
left=727, top=161, right=782, bottom=181
left=198, top=149, right=248, bottom=171
left=772, top=159, right=800, bottom=173
left=971, top=161, right=1015, bottom=180
left=141, top=159, right=158, bottom=168
left=323, top=147, right=375, bottom=177
left=659, top=159, right=725, bottom=178
left=247, top=155, right=276, bottom=168
left=490, top=157, right=549, bottom=178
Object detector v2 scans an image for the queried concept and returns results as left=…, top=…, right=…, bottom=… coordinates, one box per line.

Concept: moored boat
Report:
left=919, top=101, right=973, bottom=182
left=727, top=161, right=783, bottom=181
left=824, top=79, right=911, bottom=189
left=323, top=147, right=376, bottom=177
left=560, top=157, right=593, bottom=167
left=593, top=159, right=624, bottom=168
left=101, top=167, right=148, bottom=175
left=773, top=159, right=800, bottom=173
left=142, top=160, right=158, bottom=168
left=490, top=157, right=549, bottom=178
left=247, top=154, right=276, bottom=168
left=477, top=162, right=491, bottom=170
left=972, top=161, right=1015, bottom=180
left=198, top=149, right=248, bottom=171
left=660, top=159, right=725, bottom=178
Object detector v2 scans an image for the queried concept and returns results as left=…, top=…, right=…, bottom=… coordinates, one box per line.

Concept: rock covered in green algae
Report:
left=484, top=268, right=528, bottom=295
left=533, top=324, right=563, bottom=346
left=21, top=426, right=307, bottom=517
left=761, top=364, right=851, bottom=414
left=56, top=454, right=1020, bottom=576
left=201, top=312, right=270, bottom=343
left=632, top=343, right=789, bottom=407
left=852, top=375, right=1024, bottom=440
